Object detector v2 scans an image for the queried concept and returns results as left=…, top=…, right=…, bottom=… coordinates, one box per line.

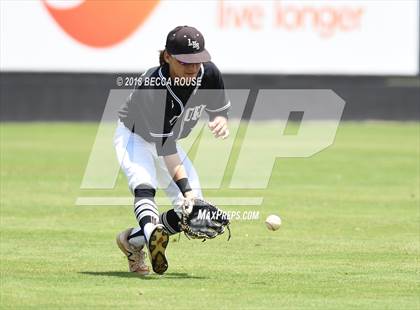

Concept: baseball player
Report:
left=115, top=26, right=231, bottom=275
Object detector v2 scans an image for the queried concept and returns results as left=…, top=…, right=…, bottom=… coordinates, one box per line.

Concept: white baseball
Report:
left=265, top=214, right=281, bottom=231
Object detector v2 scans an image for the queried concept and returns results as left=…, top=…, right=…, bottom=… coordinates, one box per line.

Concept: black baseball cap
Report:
left=165, top=26, right=211, bottom=64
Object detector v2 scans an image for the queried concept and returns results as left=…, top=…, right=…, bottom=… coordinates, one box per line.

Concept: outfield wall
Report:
left=2, top=1, right=418, bottom=75
left=1, top=1, right=419, bottom=121
left=1, top=73, right=419, bottom=121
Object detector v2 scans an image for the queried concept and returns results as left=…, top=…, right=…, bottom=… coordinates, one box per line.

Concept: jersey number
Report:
left=184, top=105, right=206, bottom=122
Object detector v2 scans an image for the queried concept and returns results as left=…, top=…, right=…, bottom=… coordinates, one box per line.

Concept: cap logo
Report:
left=187, top=38, right=200, bottom=50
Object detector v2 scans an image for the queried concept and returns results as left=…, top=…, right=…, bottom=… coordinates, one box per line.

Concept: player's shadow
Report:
left=80, top=271, right=208, bottom=280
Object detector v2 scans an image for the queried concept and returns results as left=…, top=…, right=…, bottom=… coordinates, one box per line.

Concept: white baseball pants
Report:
left=113, top=120, right=203, bottom=207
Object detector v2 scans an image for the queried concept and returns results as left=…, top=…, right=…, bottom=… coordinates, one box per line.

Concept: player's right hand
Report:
left=182, top=191, right=195, bottom=215
left=175, top=192, right=195, bottom=216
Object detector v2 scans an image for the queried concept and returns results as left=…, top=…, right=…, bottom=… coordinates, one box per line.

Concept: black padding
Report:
left=159, top=209, right=181, bottom=234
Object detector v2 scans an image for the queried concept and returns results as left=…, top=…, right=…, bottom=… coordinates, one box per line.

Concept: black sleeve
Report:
left=204, top=63, right=231, bottom=121
left=151, top=93, right=178, bottom=156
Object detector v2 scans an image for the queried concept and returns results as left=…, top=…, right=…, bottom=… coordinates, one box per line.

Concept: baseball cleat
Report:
left=147, top=224, right=169, bottom=275
left=116, top=228, right=150, bottom=275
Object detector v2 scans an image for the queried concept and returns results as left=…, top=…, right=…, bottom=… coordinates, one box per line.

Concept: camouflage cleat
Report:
left=116, top=228, right=150, bottom=275
left=147, top=224, right=169, bottom=275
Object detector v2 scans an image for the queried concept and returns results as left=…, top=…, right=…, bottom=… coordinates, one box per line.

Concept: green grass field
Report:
left=1, top=122, right=419, bottom=309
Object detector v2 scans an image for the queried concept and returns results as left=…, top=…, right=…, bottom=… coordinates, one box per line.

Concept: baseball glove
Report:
left=179, top=199, right=231, bottom=241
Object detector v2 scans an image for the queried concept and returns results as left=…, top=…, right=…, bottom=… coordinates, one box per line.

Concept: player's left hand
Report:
left=208, top=116, right=229, bottom=139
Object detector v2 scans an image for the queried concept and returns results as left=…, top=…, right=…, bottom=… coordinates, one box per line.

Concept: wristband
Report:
left=175, top=178, right=192, bottom=195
